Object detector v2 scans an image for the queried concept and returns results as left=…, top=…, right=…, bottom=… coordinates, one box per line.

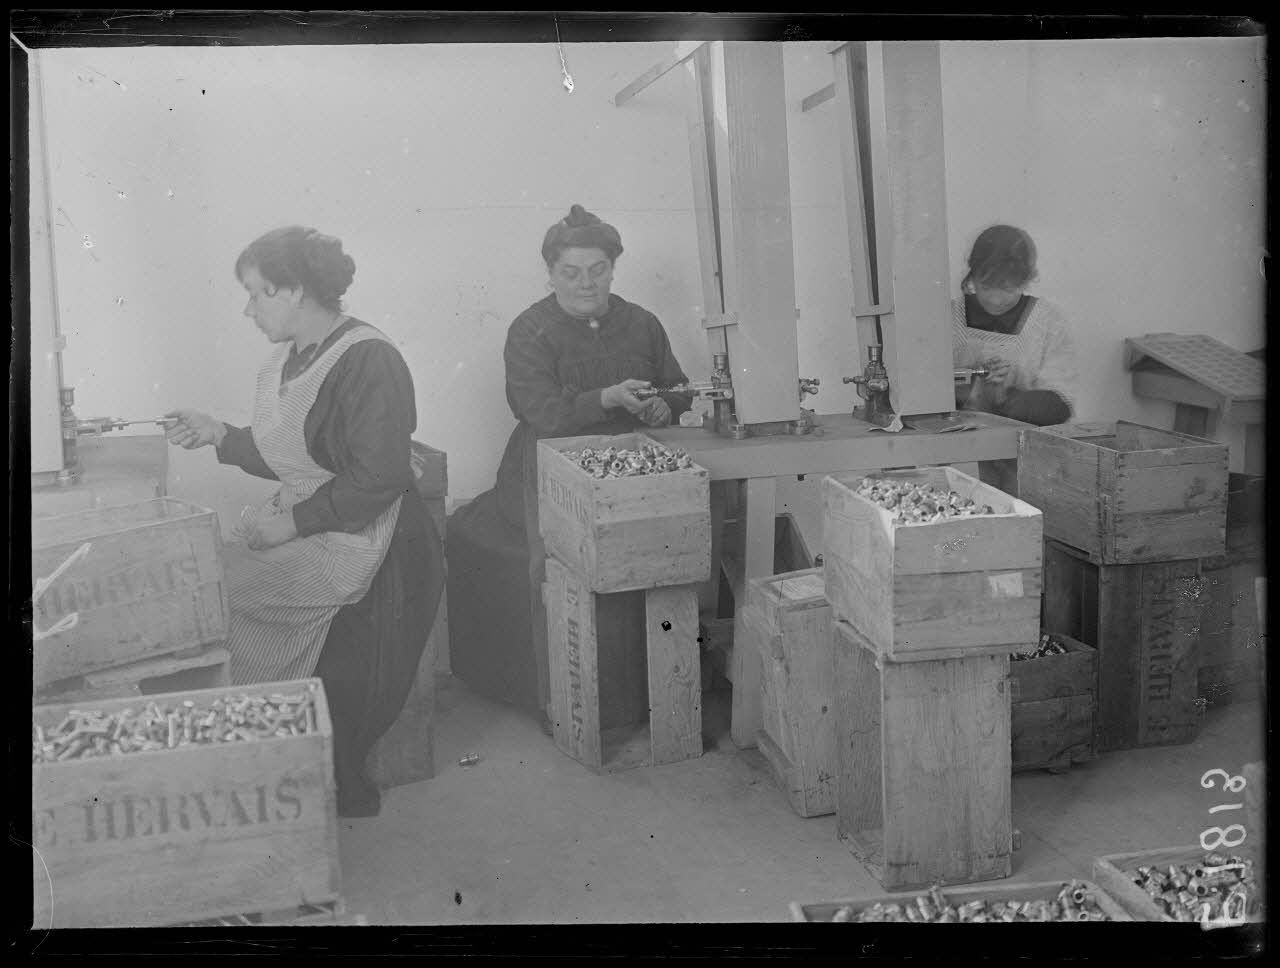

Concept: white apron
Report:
left=225, top=325, right=402, bottom=685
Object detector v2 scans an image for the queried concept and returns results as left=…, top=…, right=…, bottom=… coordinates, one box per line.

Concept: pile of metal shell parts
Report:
left=564, top=444, right=695, bottom=479
left=827, top=882, right=1116, bottom=922
left=855, top=477, right=996, bottom=525
left=33, top=685, right=321, bottom=763
left=1011, top=633, right=1070, bottom=662
left=1127, top=854, right=1257, bottom=922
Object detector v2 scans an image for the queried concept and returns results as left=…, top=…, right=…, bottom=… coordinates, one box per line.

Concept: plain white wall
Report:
left=37, top=43, right=706, bottom=532
left=33, top=37, right=1266, bottom=536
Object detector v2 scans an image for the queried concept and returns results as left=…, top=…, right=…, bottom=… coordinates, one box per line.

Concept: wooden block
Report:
left=1018, top=421, right=1228, bottom=564
left=746, top=568, right=836, bottom=817
left=730, top=475, right=775, bottom=749
left=537, top=432, right=711, bottom=593
left=1093, top=844, right=1262, bottom=923
left=1042, top=539, right=1204, bottom=752
left=823, top=467, right=1042, bottom=661
left=546, top=557, right=603, bottom=770
left=790, top=879, right=1132, bottom=922
left=367, top=597, right=443, bottom=790
left=31, top=498, right=230, bottom=690
left=644, top=585, right=702, bottom=766
left=835, top=620, right=1012, bottom=891
left=32, top=678, right=340, bottom=929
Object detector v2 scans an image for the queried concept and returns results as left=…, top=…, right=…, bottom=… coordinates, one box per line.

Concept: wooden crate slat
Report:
left=1011, top=695, right=1095, bottom=772
left=32, top=678, right=339, bottom=929
left=1093, top=844, right=1262, bottom=923
left=546, top=558, right=602, bottom=770
left=644, top=585, right=702, bottom=766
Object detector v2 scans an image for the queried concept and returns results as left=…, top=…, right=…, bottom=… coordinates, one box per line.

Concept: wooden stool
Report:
left=834, top=619, right=1013, bottom=892
left=544, top=556, right=702, bottom=772
left=36, top=642, right=231, bottom=704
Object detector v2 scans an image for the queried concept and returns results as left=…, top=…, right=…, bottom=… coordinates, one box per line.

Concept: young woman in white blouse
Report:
left=953, top=224, right=1079, bottom=494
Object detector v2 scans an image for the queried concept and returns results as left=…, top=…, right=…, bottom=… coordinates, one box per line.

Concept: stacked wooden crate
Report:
left=1008, top=634, right=1097, bottom=773
left=538, top=433, right=711, bottom=773
left=1020, top=421, right=1229, bottom=752
left=32, top=498, right=231, bottom=703
left=823, top=467, right=1043, bottom=891
left=32, top=678, right=341, bottom=928
left=740, top=568, right=835, bottom=817
left=368, top=442, right=449, bottom=790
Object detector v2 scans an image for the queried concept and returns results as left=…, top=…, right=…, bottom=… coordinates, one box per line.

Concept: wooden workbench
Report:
left=31, top=434, right=169, bottom=519
left=652, top=410, right=1027, bottom=748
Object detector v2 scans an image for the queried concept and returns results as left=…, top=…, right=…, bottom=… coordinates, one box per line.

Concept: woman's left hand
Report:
left=246, top=512, right=298, bottom=551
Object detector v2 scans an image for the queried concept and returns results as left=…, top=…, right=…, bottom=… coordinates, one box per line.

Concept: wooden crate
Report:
left=36, top=642, right=231, bottom=705
left=790, top=879, right=1132, bottom=922
left=368, top=601, right=444, bottom=790
left=544, top=556, right=701, bottom=772
left=1043, top=538, right=1204, bottom=752
left=32, top=498, right=229, bottom=691
left=1018, top=420, right=1228, bottom=565
left=31, top=678, right=340, bottom=929
left=822, top=467, right=1042, bottom=661
left=740, top=568, right=835, bottom=818
left=538, top=432, right=711, bottom=593
left=1196, top=535, right=1265, bottom=706
left=1010, top=634, right=1097, bottom=773
left=1093, top=845, right=1263, bottom=923
left=833, top=619, right=1013, bottom=892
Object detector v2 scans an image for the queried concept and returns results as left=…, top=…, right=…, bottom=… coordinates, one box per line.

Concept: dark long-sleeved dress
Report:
left=449, top=293, right=692, bottom=717
left=217, top=317, right=444, bottom=817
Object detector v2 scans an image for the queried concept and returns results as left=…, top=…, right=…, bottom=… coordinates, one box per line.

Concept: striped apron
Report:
left=224, top=325, right=402, bottom=685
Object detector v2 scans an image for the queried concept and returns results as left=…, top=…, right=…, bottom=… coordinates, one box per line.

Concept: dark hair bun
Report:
left=235, top=226, right=356, bottom=313
left=564, top=204, right=600, bottom=228
left=541, top=204, right=624, bottom=268
left=302, top=230, right=356, bottom=300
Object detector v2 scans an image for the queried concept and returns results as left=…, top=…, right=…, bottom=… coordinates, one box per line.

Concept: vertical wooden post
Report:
left=831, top=41, right=956, bottom=418
left=731, top=476, right=777, bottom=748
left=704, top=41, right=802, bottom=426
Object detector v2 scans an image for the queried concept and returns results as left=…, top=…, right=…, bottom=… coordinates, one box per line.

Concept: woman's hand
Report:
left=164, top=409, right=227, bottom=449
left=638, top=396, right=672, bottom=427
left=245, top=511, right=298, bottom=551
left=601, top=379, right=651, bottom=415
left=984, top=359, right=1016, bottom=391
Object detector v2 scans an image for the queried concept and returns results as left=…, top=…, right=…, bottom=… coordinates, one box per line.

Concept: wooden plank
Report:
left=878, top=41, right=955, bottom=417
left=793, top=879, right=1131, bottom=922
left=1009, top=635, right=1096, bottom=704
left=682, top=44, right=725, bottom=337
left=613, top=43, right=705, bottom=107
left=833, top=620, right=882, bottom=843
left=545, top=558, right=602, bottom=770
left=645, top=585, right=703, bottom=766
left=777, top=595, right=837, bottom=816
left=1133, top=368, right=1223, bottom=411
left=880, top=651, right=1012, bottom=890
left=800, top=83, right=836, bottom=112
left=594, top=590, right=648, bottom=731
left=32, top=498, right=228, bottom=689
left=33, top=678, right=339, bottom=929
left=730, top=475, right=776, bottom=749
left=1136, top=559, right=1204, bottom=747
left=649, top=411, right=1024, bottom=481
left=1011, top=695, right=1095, bottom=772
left=709, top=41, right=801, bottom=426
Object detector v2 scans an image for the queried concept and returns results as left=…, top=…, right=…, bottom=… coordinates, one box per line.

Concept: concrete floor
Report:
left=336, top=675, right=1266, bottom=924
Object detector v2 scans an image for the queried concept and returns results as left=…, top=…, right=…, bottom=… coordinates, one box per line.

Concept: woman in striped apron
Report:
left=167, top=226, right=443, bottom=817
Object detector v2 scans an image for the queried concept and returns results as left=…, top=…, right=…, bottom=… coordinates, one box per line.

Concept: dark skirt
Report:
left=314, top=486, right=443, bottom=817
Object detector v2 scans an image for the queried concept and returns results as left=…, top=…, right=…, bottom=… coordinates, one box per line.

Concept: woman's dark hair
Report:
left=541, top=204, right=624, bottom=269
left=235, top=226, right=356, bottom=313
left=963, top=224, right=1038, bottom=291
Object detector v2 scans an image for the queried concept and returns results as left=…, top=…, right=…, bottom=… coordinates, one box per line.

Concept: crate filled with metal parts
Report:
left=823, top=469, right=1043, bottom=891
left=1020, top=421, right=1229, bottom=752
left=538, top=433, right=711, bottom=772
left=790, top=880, right=1131, bottom=922
left=31, top=679, right=341, bottom=929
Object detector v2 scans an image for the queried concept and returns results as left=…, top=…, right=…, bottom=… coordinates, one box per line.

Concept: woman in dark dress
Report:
left=449, top=205, right=693, bottom=730
left=167, top=226, right=443, bottom=818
